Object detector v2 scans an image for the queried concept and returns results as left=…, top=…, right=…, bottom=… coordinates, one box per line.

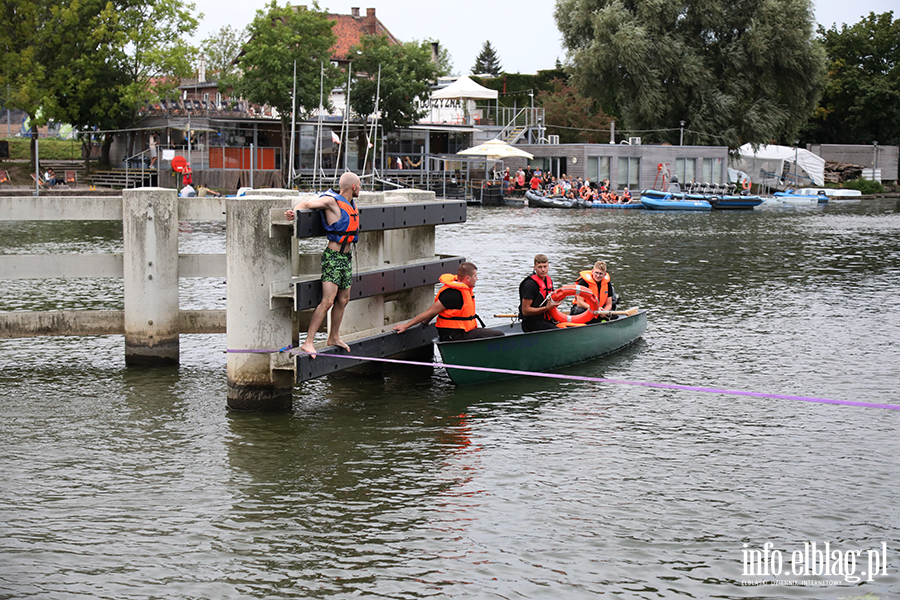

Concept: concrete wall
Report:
left=809, top=144, right=898, bottom=181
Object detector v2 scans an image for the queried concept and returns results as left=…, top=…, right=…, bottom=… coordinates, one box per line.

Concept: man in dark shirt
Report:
left=518, top=254, right=561, bottom=332
left=392, top=262, right=503, bottom=341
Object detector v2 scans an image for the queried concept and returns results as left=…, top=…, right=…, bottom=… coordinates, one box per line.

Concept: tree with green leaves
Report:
left=538, top=79, right=613, bottom=143
left=44, top=0, right=133, bottom=168
left=349, top=35, right=437, bottom=133
left=114, top=0, right=200, bottom=127
left=1, top=0, right=55, bottom=167
left=555, top=0, right=827, bottom=148
left=806, top=12, right=900, bottom=145
left=471, top=41, right=502, bottom=76
left=202, top=25, right=246, bottom=90
left=0, top=0, right=200, bottom=167
left=235, top=0, right=340, bottom=183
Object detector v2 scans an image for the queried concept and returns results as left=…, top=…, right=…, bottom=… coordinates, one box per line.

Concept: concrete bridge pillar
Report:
left=226, top=197, right=294, bottom=411
left=123, top=188, right=180, bottom=366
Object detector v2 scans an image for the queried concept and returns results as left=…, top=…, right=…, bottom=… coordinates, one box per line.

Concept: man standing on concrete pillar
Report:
left=285, top=172, right=361, bottom=357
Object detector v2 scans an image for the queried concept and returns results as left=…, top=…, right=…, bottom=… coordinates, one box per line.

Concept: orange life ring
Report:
left=742, top=178, right=751, bottom=191
left=547, top=284, right=600, bottom=324
left=580, top=186, right=591, bottom=200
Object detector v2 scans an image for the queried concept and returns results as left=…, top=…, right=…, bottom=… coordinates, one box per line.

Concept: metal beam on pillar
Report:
left=292, top=201, right=466, bottom=238
left=290, top=255, right=465, bottom=310
left=295, top=324, right=438, bottom=382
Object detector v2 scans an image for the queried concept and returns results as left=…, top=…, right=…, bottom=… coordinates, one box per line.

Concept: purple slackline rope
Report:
left=225, top=348, right=900, bottom=411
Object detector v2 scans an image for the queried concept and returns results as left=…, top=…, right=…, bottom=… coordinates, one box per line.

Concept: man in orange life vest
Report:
left=518, top=254, right=562, bottom=332
left=571, top=260, right=616, bottom=321
left=392, top=262, right=503, bottom=341
left=284, top=172, right=361, bottom=357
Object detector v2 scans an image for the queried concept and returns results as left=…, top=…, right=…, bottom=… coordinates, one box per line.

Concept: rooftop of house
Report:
left=325, top=7, right=399, bottom=62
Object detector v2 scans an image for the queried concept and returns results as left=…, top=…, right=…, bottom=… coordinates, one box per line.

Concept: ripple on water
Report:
left=1, top=201, right=899, bottom=598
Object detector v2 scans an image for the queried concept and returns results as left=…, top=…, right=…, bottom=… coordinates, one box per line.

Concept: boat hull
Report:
left=525, top=190, right=577, bottom=208
left=774, top=191, right=827, bottom=204
left=436, top=310, right=648, bottom=385
left=640, top=195, right=712, bottom=211
left=641, top=189, right=760, bottom=210
left=763, top=194, right=818, bottom=205
left=585, top=201, right=643, bottom=209
left=796, top=188, right=862, bottom=198
left=713, top=195, right=764, bottom=209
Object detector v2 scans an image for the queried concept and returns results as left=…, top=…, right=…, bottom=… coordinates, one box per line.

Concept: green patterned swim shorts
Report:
left=321, top=247, right=352, bottom=289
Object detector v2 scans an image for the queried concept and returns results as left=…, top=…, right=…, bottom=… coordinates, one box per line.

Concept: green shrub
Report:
left=842, top=178, right=884, bottom=195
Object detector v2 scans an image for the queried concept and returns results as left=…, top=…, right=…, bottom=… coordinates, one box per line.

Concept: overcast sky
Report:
left=190, top=0, right=898, bottom=76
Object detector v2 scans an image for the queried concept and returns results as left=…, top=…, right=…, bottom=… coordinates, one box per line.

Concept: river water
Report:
left=2, top=199, right=899, bottom=599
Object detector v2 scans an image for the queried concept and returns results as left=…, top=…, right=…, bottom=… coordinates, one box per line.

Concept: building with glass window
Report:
left=520, top=143, right=729, bottom=191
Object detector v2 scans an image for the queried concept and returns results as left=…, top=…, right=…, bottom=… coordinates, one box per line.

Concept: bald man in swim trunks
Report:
left=285, top=172, right=361, bottom=357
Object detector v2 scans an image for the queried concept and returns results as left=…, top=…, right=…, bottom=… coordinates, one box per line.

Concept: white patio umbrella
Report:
left=457, top=138, right=534, bottom=160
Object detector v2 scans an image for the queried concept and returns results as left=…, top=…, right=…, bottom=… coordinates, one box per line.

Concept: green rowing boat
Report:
left=435, top=310, right=648, bottom=385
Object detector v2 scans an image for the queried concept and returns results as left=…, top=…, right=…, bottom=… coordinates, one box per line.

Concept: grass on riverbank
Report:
left=1, top=138, right=88, bottom=185
left=2, top=137, right=84, bottom=161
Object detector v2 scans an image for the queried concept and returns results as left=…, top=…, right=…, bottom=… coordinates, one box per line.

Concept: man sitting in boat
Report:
left=392, top=262, right=503, bottom=342
left=570, top=260, right=616, bottom=322
left=518, top=254, right=562, bottom=332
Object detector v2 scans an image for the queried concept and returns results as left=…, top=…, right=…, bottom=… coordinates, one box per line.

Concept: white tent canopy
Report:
left=431, top=76, right=498, bottom=101
left=734, top=144, right=825, bottom=188
left=457, top=138, right=533, bottom=160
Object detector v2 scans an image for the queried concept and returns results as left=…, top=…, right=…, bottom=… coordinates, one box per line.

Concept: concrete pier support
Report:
left=123, top=188, right=180, bottom=366
left=226, top=197, right=294, bottom=411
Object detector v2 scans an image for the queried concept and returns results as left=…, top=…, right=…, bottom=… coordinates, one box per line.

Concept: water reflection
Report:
left=2, top=199, right=900, bottom=598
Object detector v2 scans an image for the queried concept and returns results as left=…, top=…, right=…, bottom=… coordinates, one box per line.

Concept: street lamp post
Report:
left=680, top=121, right=685, bottom=146
left=873, top=141, right=878, bottom=181
left=528, top=90, right=534, bottom=135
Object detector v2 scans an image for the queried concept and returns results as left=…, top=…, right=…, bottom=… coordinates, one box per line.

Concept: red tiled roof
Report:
left=327, top=8, right=399, bottom=62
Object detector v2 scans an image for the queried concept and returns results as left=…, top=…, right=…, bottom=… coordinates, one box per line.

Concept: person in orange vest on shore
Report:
left=571, top=260, right=616, bottom=321
left=393, top=262, right=503, bottom=342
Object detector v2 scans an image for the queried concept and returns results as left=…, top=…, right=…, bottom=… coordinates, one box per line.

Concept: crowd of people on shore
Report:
left=498, top=166, right=635, bottom=204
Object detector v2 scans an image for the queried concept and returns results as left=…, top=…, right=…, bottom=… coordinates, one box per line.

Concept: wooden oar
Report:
left=494, top=307, right=640, bottom=318
left=596, top=307, right=640, bottom=317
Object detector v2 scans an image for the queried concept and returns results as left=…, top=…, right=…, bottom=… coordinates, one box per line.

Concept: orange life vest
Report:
left=578, top=270, right=610, bottom=309
left=434, top=274, right=477, bottom=332
left=320, top=189, right=359, bottom=250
